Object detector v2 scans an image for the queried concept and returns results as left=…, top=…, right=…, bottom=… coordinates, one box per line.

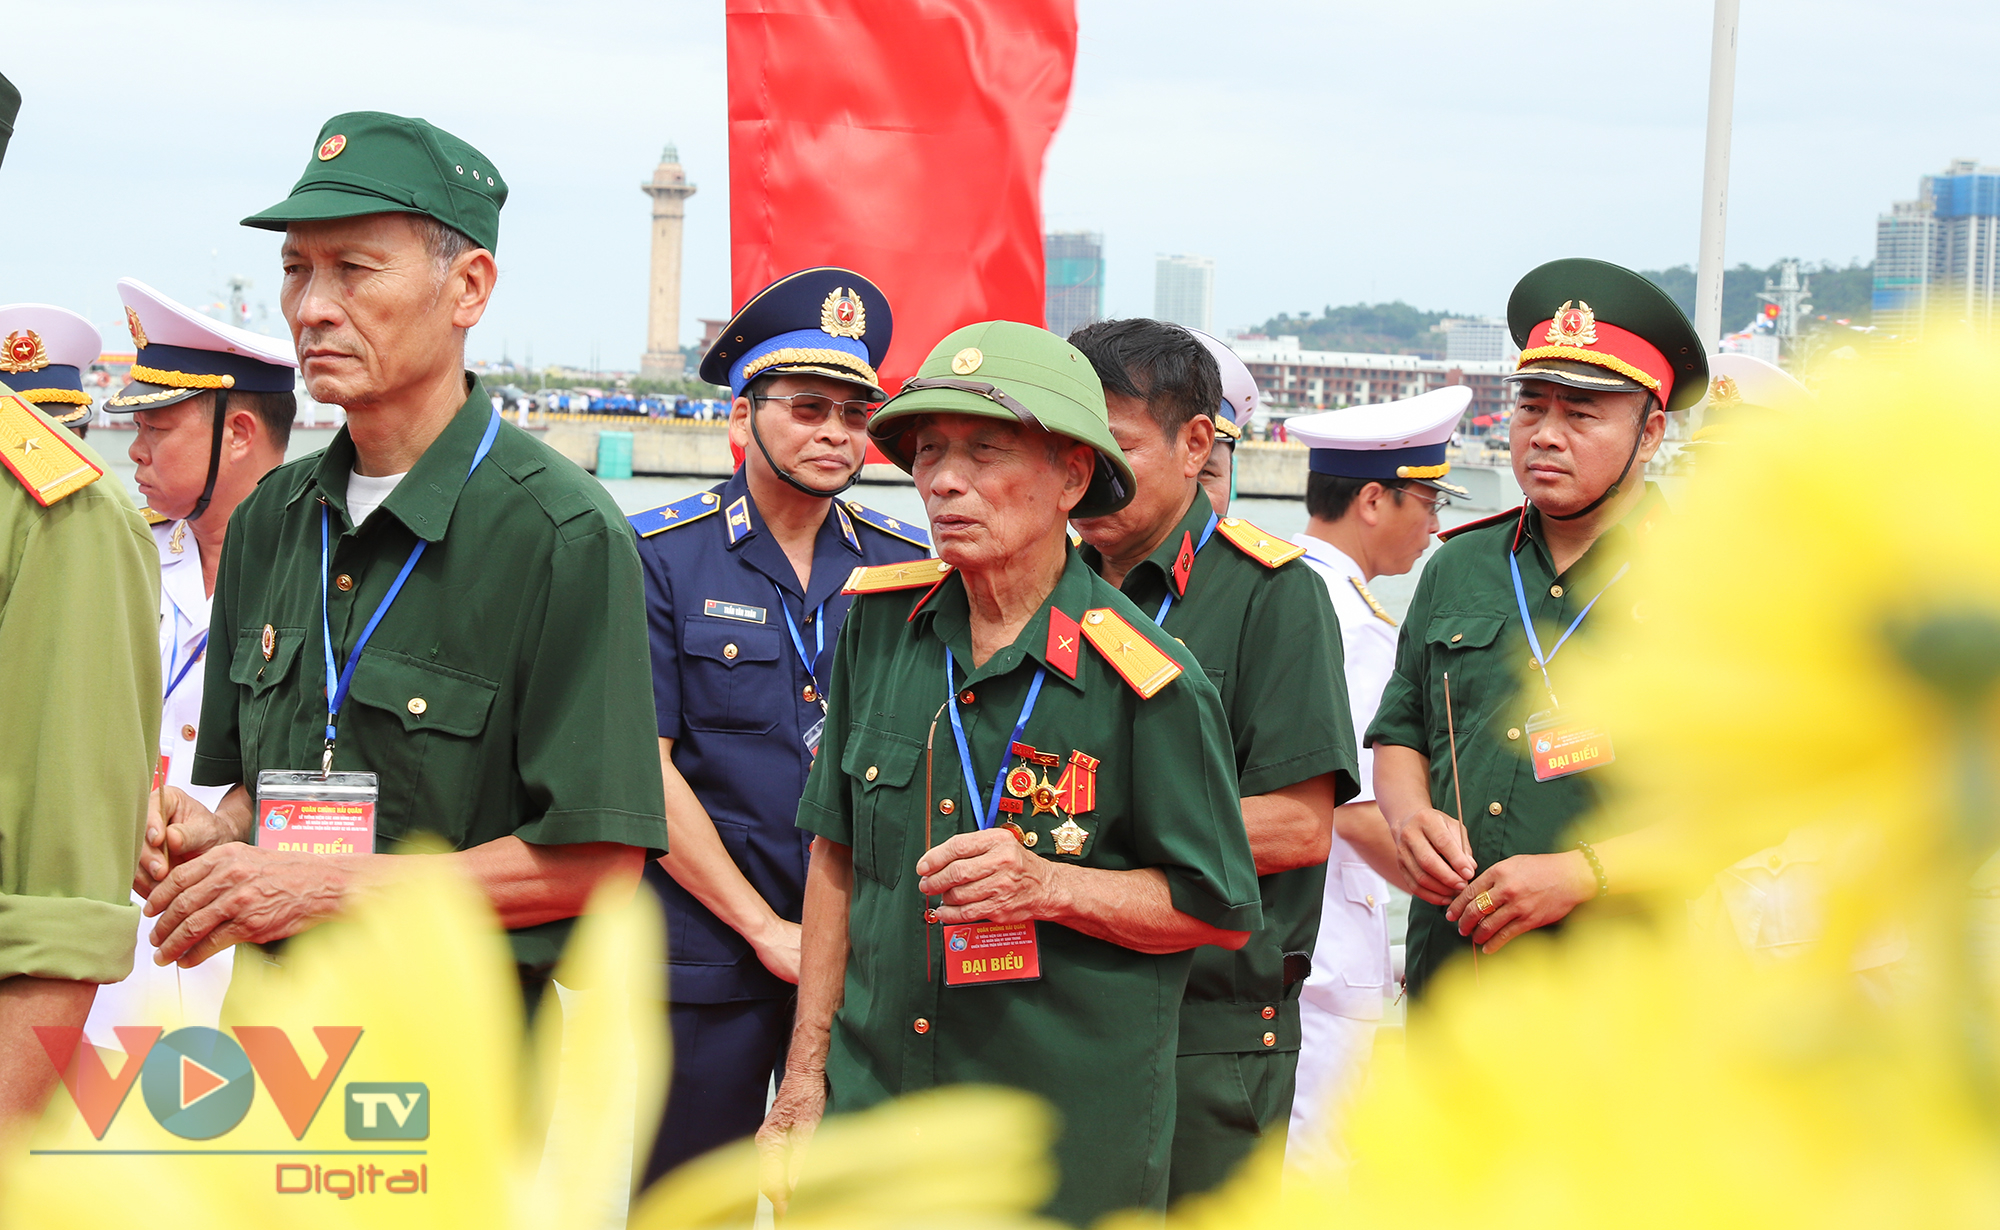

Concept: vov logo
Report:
left=34, top=1025, right=427, bottom=1141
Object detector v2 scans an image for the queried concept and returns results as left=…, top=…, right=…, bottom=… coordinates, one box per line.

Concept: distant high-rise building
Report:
left=1154, top=254, right=1214, bottom=333
left=1873, top=158, right=2000, bottom=338
left=1439, top=317, right=1514, bottom=363
left=1044, top=231, right=1104, bottom=340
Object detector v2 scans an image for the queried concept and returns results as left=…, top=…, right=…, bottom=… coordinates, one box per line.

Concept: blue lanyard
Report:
left=944, top=649, right=1047, bottom=831
left=164, top=630, right=209, bottom=701
left=1154, top=511, right=1221, bottom=625
left=1508, top=549, right=1629, bottom=708
left=773, top=581, right=825, bottom=686
left=319, top=410, right=501, bottom=771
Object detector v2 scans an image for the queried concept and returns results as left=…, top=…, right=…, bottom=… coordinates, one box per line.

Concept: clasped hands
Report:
left=1387, top=805, right=1595, bottom=954
left=915, top=829, right=1059, bottom=924
left=132, top=786, right=352, bottom=967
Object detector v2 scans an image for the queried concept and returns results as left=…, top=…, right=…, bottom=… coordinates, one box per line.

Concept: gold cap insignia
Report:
left=819, top=287, right=866, bottom=340
left=318, top=134, right=347, bottom=161
left=261, top=624, right=277, bottom=661
left=951, top=347, right=983, bottom=375
left=1709, top=375, right=1741, bottom=406
left=1546, top=300, right=1598, bottom=347
left=126, top=307, right=150, bottom=350
left=0, top=330, right=49, bottom=374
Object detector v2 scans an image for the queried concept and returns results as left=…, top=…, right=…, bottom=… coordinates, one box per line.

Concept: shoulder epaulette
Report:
left=0, top=394, right=101, bottom=507
left=1348, top=576, right=1396, bottom=626
left=1214, top=516, right=1305, bottom=568
left=628, top=490, right=722, bottom=538
left=143, top=507, right=171, bottom=526
left=842, top=558, right=952, bottom=595
left=1436, top=505, right=1523, bottom=543
left=842, top=500, right=931, bottom=549
left=1079, top=607, right=1183, bottom=699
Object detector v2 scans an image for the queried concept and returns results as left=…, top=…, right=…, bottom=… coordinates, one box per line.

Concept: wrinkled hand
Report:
left=1387, top=806, right=1477, bottom=906
left=752, top=918, right=804, bottom=985
left=915, top=830, right=1055, bottom=925
left=757, top=1066, right=827, bottom=1216
left=143, top=844, right=349, bottom=968
left=133, top=786, right=240, bottom=898
left=1446, top=851, right=1596, bottom=954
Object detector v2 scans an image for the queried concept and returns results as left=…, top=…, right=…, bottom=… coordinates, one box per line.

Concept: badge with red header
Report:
left=942, top=920, right=1041, bottom=986
left=254, top=770, right=377, bottom=854
left=1524, top=709, right=1615, bottom=782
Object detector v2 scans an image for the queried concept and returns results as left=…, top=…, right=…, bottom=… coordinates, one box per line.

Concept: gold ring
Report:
left=1473, top=890, right=1497, bottom=914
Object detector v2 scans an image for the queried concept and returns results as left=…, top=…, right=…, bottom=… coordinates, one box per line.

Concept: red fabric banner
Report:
left=726, top=0, right=1077, bottom=397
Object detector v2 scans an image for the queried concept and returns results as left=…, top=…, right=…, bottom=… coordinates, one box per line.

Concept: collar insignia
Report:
left=0, top=330, right=49, bottom=374
left=168, top=520, right=188, bottom=556
left=819, top=287, right=866, bottom=340
left=126, top=307, right=149, bottom=350
left=1546, top=300, right=1598, bottom=347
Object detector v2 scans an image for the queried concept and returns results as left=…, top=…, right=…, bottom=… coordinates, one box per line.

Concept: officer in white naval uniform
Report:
left=83, top=280, right=296, bottom=1046
left=1183, top=327, right=1258, bottom=516
left=1279, top=387, right=1473, bottom=1170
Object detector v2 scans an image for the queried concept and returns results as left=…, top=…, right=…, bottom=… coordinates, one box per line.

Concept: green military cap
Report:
left=868, top=320, right=1136, bottom=517
left=0, top=71, right=20, bottom=169
left=1505, top=257, right=1708, bottom=414
left=241, top=111, right=507, bottom=252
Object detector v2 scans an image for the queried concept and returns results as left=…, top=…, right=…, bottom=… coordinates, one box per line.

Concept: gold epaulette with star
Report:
left=842, top=558, right=952, bottom=595
left=842, top=500, right=932, bottom=550
left=142, top=507, right=172, bottom=526
left=1079, top=607, right=1183, bottom=699
left=628, top=490, right=721, bottom=537
left=0, top=394, right=101, bottom=507
left=1348, top=576, right=1396, bottom=625
left=1214, top=516, right=1305, bottom=568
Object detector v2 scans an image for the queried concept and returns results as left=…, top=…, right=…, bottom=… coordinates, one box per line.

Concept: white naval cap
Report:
left=1184, top=327, right=1259, bottom=441
left=1689, top=353, right=1812, bottom=447
left=107, top=277, right=297, bottom=411
left=0, top=303, right=105, bottom=425
left=1285, top=385, right=1472, bottom=496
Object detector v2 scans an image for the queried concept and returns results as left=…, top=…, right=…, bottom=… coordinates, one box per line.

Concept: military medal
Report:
left=1049, top=818, right=1090, bottom=857
left=1005, top=765, right=1035, bottom=798
left=261, top=624, right=276, bottom=661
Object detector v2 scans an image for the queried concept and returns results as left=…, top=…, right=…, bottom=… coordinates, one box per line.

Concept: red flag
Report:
left=727, top=0, right=1077, bottom=397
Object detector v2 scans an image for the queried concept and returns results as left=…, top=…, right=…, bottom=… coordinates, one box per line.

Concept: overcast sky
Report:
left=3, top=0, right=1995, bottom=368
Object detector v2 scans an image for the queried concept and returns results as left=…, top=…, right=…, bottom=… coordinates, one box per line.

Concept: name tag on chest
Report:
left=704, top=599, right=767, bottom=623
left=254, top=770, right=378, bottom=856
left=942, top=920, right=1042, bottom=987
left=1525, top=710, right=1616, bottom=782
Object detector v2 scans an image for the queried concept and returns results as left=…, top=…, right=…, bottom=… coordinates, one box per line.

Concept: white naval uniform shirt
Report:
left=1291, top=533, right=1394, bottom=1020
left=82, top=518, right=235, bottom=1047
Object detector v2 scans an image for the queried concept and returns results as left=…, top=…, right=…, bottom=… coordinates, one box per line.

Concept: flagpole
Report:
left=1692, top=0, right=1740, bottom=353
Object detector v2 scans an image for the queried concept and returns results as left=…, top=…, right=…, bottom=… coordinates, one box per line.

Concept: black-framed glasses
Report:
left=752, top=392, right=873, bottom=431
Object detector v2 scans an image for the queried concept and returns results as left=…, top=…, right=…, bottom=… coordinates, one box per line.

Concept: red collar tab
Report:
left=1171, top=530, right=1195, bottom=596
left=1045, top=607, right=1082, bottom=678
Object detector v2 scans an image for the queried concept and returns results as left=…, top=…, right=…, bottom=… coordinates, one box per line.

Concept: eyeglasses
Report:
left=753, top=392, right=873, bottom=431
left=1397, top=488, right=1452, bottom=515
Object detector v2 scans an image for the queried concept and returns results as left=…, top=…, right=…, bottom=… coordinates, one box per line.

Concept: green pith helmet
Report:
left=0, top=71, right=19, bottom=169
left=868, top=321, right=1136, bottom=518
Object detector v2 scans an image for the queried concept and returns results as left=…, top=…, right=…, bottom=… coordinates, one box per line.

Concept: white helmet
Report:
left=1184, top=327, right=1258, bottom=439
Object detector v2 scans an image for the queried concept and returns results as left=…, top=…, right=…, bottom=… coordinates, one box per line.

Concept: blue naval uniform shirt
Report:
left=634, top=467, right=931, bottom=1004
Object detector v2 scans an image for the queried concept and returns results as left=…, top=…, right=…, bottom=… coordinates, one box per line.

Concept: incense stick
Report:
left=1444, top=671, right=1478, bottom=982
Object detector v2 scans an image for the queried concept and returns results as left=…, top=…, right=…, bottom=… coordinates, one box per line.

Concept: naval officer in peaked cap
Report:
left=1279, top=386, right=1469, bottom=1168
left=628, top=267, right=930, bottom=1187
left=0, top=303, right=104, bottom=437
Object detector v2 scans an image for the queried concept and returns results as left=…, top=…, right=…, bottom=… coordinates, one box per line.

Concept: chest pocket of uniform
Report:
left=1425, top=613, right=1505, bottom=654
left=1424, top=614, right=1509, bottom=733
left=343, top=651, right=500, bottom=848
left=840, top=723, right=923, bottom=888
left=682, top=619, right=783, bottom=735
left=346, top=651, right=498, bottom=735
left=229, top=625, right=307, bottom=770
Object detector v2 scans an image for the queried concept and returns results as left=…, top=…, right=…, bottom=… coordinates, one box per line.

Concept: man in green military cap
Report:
left=1368, top=257, right=1708, bottom=996
left=139, top=112, right=667, bottom=1009
left=757, top=321, right=1263, bottom=1225
left=0, top=71, right=164, bottom=1120
left=1066, top=318, right=1356, bottom=1199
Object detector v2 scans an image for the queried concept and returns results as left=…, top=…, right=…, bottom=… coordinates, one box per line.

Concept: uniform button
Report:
left=407, top=697, right=427, bottom=715
left=335, top=573, right=354, bottom=591
left=1366, top=894, right=1377, bottom=907
left=1450, top=633, right=1463, bottom=643
left=925, top=908, right=940, bottom=924
left=1529, top=657, right=1540, bottom=670
left=1261, top=1005, right=1276, bottom=1020
left=865, top=765, right=879, bottom=781
left=959, top=689, right=975, bottom=705
left=1550, top=584, right=1565, bottom=598
left=1261, top=1032, right=1276, bottom=1047
left=939, top=799, right=955, bottom=815
left=723, top=643, right=739, bottom=660
left=1507, top=727, right=1521, bottom=740
left=1768, top=854, right=1783, bottom=871
left=802, top=685, right=817, bottom=703
left=913, top=1018, right=930, bottom=1035
left=1488, top=801, right=1503, bottom=816
left=180, top=724, right=197, bottom=741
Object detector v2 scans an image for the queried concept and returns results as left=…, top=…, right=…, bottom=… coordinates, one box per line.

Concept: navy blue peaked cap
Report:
left=699, top=268, right=893, bottom=401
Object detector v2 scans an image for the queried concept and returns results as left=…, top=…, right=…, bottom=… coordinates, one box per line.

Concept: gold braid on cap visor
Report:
left=1395, top=462, right=1451, bottom=479
left=17, top=388, right=91, bottom=405
left=1514, top=345, right=1662, bottom=393
left=741, top=348, right=879, bottom=387
left=127, top=364, right=237, bottom=390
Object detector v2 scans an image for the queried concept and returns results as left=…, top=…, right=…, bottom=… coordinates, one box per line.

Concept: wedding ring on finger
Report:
left=1473, top=890, right=1497, bottom=914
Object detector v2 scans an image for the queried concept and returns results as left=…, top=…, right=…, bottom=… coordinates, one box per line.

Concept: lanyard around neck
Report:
left=774, top=581, right=826, bottom=705
left=319, top=409, right=501, bottom=773
left=1508, top=549, right=1629, bottom=709
left=944, top=648, right=1047, bottom=832
left=164, top=630, right=209, bottom=702
left=1153, top=511, right=1221, bottom=625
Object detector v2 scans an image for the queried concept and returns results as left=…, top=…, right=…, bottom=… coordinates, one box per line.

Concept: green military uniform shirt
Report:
left=798, top=550, right=1262, bottom=1227
left=1083, top=493, right=1357, bottom=1197
left=1366, top=486, right=1667, bottom=995
left=194, top=379, right=668, bottom=973
left=0, top=392, right=160, bottom=982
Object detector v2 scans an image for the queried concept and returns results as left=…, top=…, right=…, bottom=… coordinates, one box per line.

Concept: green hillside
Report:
left=1247, top=301, right=1460, bottom=357
left=1639, top=260, right=1874, bottom=331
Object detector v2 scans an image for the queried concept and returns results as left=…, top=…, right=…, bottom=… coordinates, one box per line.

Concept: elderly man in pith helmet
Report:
left=756, top=321, right=1262, bottom=1226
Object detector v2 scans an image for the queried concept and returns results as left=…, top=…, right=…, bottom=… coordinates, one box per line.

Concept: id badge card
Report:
left=255, top=770, right=379, bottom=855
left=1524, top=709, right=1616, bottom=782
left=942, top=920, right=1042, bottom=987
